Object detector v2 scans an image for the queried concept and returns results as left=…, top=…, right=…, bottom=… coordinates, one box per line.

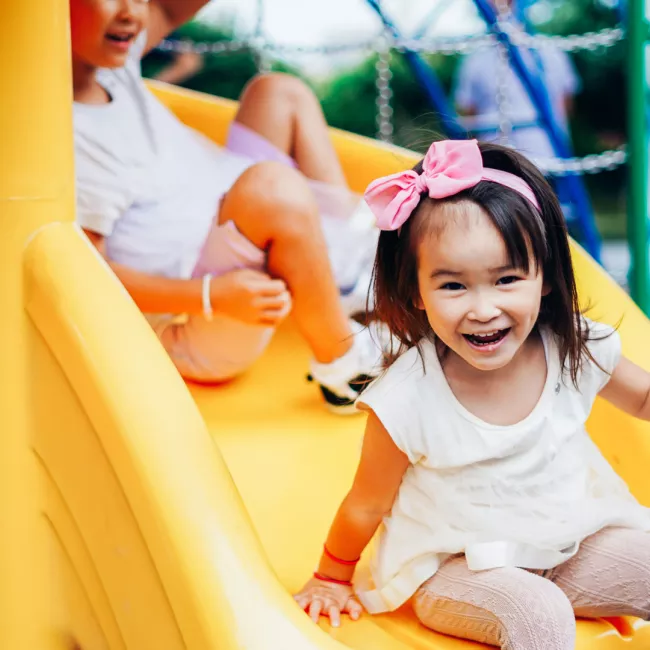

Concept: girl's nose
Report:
left=116, top=0, right=147, bottom=19
left=467, top=292, right=501, bottom=323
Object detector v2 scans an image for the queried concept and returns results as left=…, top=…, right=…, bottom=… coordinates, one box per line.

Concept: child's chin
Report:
left=102, top=53, right=130, bottom=68
left=462, top=349, right=513, bottom=372
left=98, top=46, right=132, bottom=67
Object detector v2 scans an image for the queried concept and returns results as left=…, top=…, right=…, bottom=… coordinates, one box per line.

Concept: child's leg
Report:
left=218, top=161, right=357, bottom=364
left=233, top=73, right=347, bottom=187
left=413, top=556, right=575, bottom=650
left=549, top=527, right=650, bottom=620
left=230, top=73, right=378, bottom=312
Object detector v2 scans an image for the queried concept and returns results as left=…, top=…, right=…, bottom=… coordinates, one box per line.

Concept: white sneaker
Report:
left=308, top=321, right=396, bottom=415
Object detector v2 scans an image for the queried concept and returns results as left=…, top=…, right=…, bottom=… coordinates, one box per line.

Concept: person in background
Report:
left=454, top=0, right=580, bottom=162
left=70, top=0, right=381, bottom=413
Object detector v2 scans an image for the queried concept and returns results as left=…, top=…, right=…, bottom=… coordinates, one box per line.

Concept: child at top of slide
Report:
left=294, top=139, right=650, bottom=648
left=70, top=0, right=382, bottom=413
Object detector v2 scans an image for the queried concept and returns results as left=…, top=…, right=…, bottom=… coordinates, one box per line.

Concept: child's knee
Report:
left=520, top=578, right=576, bottom=644
left=223, top=162, right=319, bottom=241
left=242, top=72, right=313, bottom=107
left=414, top=569, right=575, bottom=650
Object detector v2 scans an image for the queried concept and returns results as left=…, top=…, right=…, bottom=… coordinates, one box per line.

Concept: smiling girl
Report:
left=294, top=140, right=650, bottom=648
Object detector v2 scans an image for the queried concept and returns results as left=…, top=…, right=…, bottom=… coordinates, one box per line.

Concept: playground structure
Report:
left=2, top=1, right=650, bottom=649
left=160, top=0, right=643, bottom=303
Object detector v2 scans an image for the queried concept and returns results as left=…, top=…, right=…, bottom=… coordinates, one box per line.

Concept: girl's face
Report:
left=415, top=202, right=547, bottom=373
left=70, top=0, right=149, bottom=70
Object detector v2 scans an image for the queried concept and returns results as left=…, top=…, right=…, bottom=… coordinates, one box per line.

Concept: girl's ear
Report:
left=542, top=280, right=551, bottom=297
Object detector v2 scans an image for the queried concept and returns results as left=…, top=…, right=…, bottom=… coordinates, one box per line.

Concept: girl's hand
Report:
left=210, top=269, right=292, bottom=326
left=293, top=577, right=363, bottom=628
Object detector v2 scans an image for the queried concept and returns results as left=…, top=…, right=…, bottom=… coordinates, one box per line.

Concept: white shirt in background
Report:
left=73, top=35, right=254, bottom=279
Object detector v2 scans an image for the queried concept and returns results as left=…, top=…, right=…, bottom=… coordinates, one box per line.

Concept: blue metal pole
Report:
left=472, top=0, right=602, bottom=261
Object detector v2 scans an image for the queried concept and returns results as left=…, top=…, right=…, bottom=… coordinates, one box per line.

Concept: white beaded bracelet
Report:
left=202, top=273, right=214, bottom=321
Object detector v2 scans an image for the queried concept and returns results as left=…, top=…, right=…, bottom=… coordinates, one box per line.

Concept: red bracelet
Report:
left=313, top=572, right=353, bottom=587
left=323, top=545, right=360, bottom=566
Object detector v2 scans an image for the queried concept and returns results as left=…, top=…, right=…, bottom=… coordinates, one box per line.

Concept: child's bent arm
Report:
left=599, top=355, right=650, bottom=420
left=316, top=411, right=410, bottom=582
left=82, top=229, right=291, bottom=324
left=294, top=412, right=408, bottom=626
left=145, top=1, right=214, bottom=54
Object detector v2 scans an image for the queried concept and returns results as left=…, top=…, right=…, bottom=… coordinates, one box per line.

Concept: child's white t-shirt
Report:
left=355, top=319, right=650, bottom=614
left=73, top=35, right=254, bottom=279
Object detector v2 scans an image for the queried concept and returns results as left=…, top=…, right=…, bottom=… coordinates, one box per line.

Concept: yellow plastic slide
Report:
left=2, top=3, right=650, bottom=647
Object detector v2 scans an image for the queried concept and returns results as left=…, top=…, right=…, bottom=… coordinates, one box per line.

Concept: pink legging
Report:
left=413, top=527, right=650, bottom=649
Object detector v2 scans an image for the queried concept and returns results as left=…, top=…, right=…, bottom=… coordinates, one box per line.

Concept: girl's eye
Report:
left=441, top=282, right=465, bottom=291
left=497, top=275, right=520, bottom=286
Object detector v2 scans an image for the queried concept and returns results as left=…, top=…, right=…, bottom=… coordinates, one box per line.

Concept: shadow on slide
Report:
left=24, top=83, right=650, bottom=649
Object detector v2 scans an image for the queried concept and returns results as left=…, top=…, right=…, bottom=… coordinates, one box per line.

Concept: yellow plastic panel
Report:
left=45, top=503, right=111, bottom=650
left=24, top=222, right=348, bottom=650
left=1, top=1, right=76, bottom=648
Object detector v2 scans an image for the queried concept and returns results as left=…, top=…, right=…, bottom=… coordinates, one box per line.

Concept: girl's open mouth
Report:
left=105, top=33, right=136, bottom=50
left=463, top=328, right=511, bottom=351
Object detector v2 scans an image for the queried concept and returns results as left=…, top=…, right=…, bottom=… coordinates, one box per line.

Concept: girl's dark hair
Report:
left=372, top=141, right=596, bottom=386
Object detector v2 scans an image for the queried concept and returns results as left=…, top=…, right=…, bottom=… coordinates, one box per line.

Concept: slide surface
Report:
left=25, top=83, right=650, bottom=649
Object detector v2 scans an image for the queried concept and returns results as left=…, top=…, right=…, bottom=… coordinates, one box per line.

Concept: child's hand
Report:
left=210, top=269, right=292, bottom=326
left=293, top=577, right=363, bottom=628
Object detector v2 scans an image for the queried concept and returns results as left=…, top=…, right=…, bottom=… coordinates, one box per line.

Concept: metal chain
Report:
left=260, top=39, right=379, bottom=55
left=375, top=39, right=394, bottom=143
left=252, top=0, right=271, bottom=73
left=493, top=0, right=512, bottom=144
left=533, top=146, right=627, bottom=175
left=159, top=37, right=379, bottom=56
left=395, top=33, right=495, bottom=55
left=158, top=38, right=247, bottom=54
left=495, top=42, right=513, bottom=144
left=158, top=24, right=623, bottom=58
left=505, top=24, right=624, bottom=52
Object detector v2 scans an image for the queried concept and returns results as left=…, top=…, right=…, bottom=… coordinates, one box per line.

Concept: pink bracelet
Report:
left=313, top=572, right=353, bottom=587
left=323, top=545, right=360, bottom=566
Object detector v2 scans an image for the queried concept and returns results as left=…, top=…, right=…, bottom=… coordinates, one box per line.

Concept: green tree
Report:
left=320, top=52, right=460, bottom=153
left=142, top=21, right=310, bottom=101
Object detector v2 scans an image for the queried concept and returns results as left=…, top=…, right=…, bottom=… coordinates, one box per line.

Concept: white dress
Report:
left=355, top=320, right=650, bottom=614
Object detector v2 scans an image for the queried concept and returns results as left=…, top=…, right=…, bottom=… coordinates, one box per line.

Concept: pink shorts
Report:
left=155, top=123, right=283, bottom=382
left=155, top=122, right=374, bottom=382
left=155, top=218, right=272, bottom=383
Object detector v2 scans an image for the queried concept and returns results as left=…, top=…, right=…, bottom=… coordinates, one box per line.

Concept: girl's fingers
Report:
left=345, top=598, right=363, bottom=621
left=259, top=311, right=288, bottom=327
left=293, top=593, right=310, bottom=611
left=258, top=279, right=289, bottom=296
left=328, top=605, right=341, bottom=628
left=308, top=599, right=323, bottom=624
left=258, top=292, right=292, bottom=311
left=259, top=297, right=292, bottom=325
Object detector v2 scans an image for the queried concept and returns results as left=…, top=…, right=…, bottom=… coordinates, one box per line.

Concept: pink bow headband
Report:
left=364, top=139, right=540, bottom=232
